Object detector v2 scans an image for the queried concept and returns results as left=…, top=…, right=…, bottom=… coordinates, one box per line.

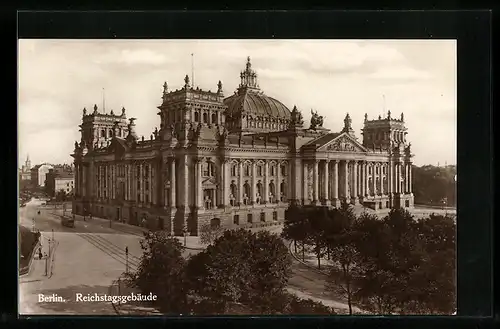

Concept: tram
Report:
left=61, top=215, right=75, bottom=228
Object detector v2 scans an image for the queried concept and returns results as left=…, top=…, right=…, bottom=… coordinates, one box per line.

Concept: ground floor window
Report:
left=233, top=215, right=239, bottom=225
left=273, top=211, right=278, bottom=221
left=405, top=200, right=410, bottom=207
left=247, top=214, right=253, bottom=223
left=379, top=202, right=382, bottom=209
left=260, top=212, right=265, bottom=222
left=210, top=218, right=221, bottom=228
left=386, top=201, right=389, bottom=208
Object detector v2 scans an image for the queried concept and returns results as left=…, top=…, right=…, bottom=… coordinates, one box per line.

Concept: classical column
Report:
left=352, top=161, right=358, bottom=204
left=238, top=161, right=244, bottom=205
left=170, top=159, right=176, bottom=208
left=405, top=163, right=410, bottom=193
left=221, top=159, right=229, bottom=207
left=277, top=161, right=282, bottom=202
left=379, top=164, right=384, bottom=196
left=82, top=165, right=86, bottom=197
left=251, top=161, right=256, bottom=205
left=127, top=164, right=131, bottom=201
left=359, top=161, right=366, bottom=198
left=312, top=160, right=319, bottom=205
left=395, top=162, right=400, bottom=194
left=148, top=162, right=152, bottom=203
left=343, top=160, right=349, bottom=201
left=408, top=163, right=413, bottom=194
left=303, top=162, right=308, bottom=203
left=196, top=158, right=204, bottom=209
left=183, top=155, right=189, bottom=208
left=323, top=160, right=330, bottom=205
left=331, top=160, right=339, bottom=206
left=388, top=160, right=393, bottom=197
left=264, top=161, right=269, bottom=204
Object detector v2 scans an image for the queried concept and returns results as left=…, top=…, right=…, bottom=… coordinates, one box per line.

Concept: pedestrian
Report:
left=38, top=247, right=43, bottom=260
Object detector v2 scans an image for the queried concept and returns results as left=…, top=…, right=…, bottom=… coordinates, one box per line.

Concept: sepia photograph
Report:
left=18, top=39, right=457, bottom=316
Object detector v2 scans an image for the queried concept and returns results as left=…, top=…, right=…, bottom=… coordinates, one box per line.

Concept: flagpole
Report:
left=102, top=88, right=106, bottom=113
left=191, top=53, right=194, bottom=89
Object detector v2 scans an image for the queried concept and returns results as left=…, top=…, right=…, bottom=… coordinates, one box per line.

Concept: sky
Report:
left=18, top=39, right=456, bottom=167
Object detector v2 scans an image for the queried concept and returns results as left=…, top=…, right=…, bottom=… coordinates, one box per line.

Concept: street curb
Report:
left=19, top=239, right=40, bottom=278
left=287, top=241, right=329, bottom=276
left=48, top=240, right=59, bottom=279
left=109, top=277, right=122, bottom=315
left=287, top=241, right=368, bottom=314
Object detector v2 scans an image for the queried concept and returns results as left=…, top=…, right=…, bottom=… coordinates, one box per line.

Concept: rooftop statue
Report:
left=290, top=106, right=304, bottom=126
left=310, top=109, right=324, bottom=130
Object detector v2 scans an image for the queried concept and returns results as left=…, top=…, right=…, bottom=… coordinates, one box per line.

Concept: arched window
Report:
left=194, top=112, right=200, bottom=122
left=245, top=164, right=251, bottom=176
left=270, top=165, right=275, bottom=176
left=109, top=130, right=113, bottom=138
left=281, top=165, right=287, bottom=176
left=257, top=165, right=263, bottom=176
left=280, top=182, right=287, bottom=201
left=244, top=182, right=250, bottom=197
left=269, top=182, right=275, bottom=203
left=203, top=113, right=208, bottom=123
left=101, top=129, right=106, bottom=137
left=231, top=164, right=237, bottom=176
left=211, top=113, right=217, bottom=124
left=256, top=182, right=263, bottom=202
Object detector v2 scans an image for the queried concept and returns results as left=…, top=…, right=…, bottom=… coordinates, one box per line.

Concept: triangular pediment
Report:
left=107, top=138, right=127, bottom=155
left=318, top=133, right=367, bottom=153
left=202, top=177, right=218, bottom=187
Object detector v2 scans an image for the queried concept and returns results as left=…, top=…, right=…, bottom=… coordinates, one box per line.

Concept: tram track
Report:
left=77, top=233, right=141, bottom=272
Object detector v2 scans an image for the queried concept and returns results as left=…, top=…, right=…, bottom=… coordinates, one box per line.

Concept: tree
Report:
left=324, top=203, right=363, bottom=315
left=199, top=222, right=224, bottom=245
left=308, top=207, right=331, bottom=270
left=282, top=292, right=336, bottom=315
left=56, top=189, right=67, bottom=202
left=413, top=165, right=456, bottom=206
left=406, top=214, right=456, bottom=314
left=282, top=205, right=311, bottom=261
left=124, top=231, right=188, bottom=314
left=185, top=229, right=292, bottom=314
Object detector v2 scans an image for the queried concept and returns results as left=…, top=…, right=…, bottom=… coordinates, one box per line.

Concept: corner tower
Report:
left=79, top=104, right=129, bottom=150
left=362, top=111, right=408, bottom=150
left=157, top=76, right=227, bottom=144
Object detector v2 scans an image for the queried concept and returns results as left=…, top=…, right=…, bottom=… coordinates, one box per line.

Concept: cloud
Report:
left=93, top=48, right=172, bottom=66
left=17, top=40, right=456, bottom=167
left=368, top=65, right=433, bottom=81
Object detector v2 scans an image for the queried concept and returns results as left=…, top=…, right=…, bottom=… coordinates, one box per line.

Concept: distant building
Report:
left=31, top=163, right=54, bottom=187
left=46, top=168, right=74, bottom=197
left=19, top=154, right=32, bottom=181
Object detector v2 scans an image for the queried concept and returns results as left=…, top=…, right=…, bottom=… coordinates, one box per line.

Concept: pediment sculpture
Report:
left=327, top=136, right=360, bottom=152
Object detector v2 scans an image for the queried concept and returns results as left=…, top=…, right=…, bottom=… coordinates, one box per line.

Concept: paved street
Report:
left=18, top=199, right=194, bottom=315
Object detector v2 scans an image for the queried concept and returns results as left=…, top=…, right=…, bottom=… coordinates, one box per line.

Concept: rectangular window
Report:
left=247, top=213, right=252, bottom=223
left=260, top=212, right=265, bottom=222
left=233, top=215, right=239, bottom=225
left=273, top=211, right=278, bottom=221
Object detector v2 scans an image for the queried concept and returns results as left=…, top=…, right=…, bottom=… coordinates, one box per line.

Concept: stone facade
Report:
left=72, top=57, right=414, bottom=236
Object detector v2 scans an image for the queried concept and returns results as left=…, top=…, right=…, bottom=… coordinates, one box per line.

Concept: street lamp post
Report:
left=183, top=227, right=188, bottom=247
left=125, top=246, right=129, bottom=274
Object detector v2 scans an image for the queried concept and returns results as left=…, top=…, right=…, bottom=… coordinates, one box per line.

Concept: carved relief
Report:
left=327, top=136, right=360, bottom=152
